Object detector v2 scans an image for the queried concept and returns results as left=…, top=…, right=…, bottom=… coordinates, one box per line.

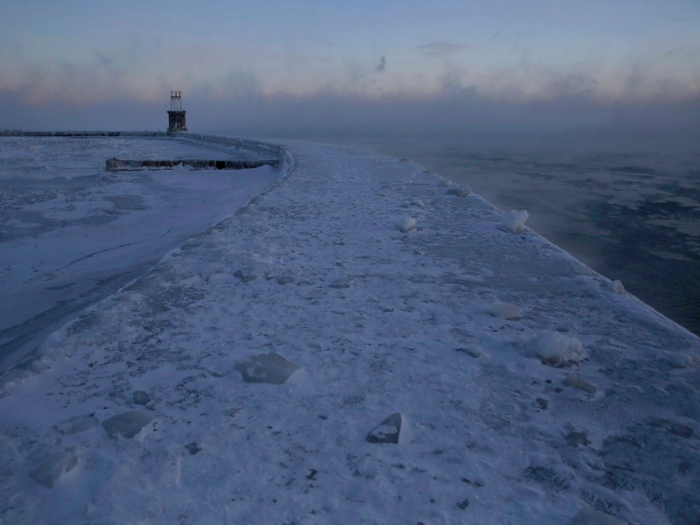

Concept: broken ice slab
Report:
left=366, top=413, right=402, bottom=444
left=101, top=410, right=155, bottom=439
left=233, top=352, right=300, bottom=385
left=53, top=414, right=99, bottom=435
left=29, top=451, right=78, bottom=488
left=566, top=506, right=629, bottom=525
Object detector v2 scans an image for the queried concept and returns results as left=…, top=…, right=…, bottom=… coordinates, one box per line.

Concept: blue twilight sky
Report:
left=1, top=0, right=699, bottom=133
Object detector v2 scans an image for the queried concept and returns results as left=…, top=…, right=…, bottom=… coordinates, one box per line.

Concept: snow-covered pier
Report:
left=0, top=139, right=698, bottom=525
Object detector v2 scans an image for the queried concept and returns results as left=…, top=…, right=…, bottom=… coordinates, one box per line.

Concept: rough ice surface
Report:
left=524, top=331, right=585, bottom=366
left=490, top=300, right=524, bottom=320
left=366, top=413, right=402, bottom=444
left=0, top=139, right=698, bottom=525
left=233, top=352, right=300, bottom=385
left=101, top=410, right=155, bottom=439
left=567, top=506, right=629, bottom=525
left=28, top=451, right=78, bottom=488
left=501, top=209, right=530, bottom=233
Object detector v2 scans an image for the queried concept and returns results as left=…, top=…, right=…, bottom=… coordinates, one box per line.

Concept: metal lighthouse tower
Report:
left=167, top=91, right=187, bottom=132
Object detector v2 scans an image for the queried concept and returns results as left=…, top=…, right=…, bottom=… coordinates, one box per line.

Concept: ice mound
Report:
left=609, top=280, right=625, bottom=294
left=523, top=331, right=585, bottom=366
left=566, top=506, right=629, bottom=525
left=101, top=411, right=155, bottom=439
left=490, top=300, right=523, bottom=320
left=234, top=352, right=300, bottom=385
left=366, top=413, right=402, bottom=444
left=29, top=451, right=78, bottom=488
left=53, top=414, right=99, bottom=435
left=501, top=210, right=529, bottom=233
left=397, top=217, right=416, bottom=233
left=446, top=185, right=471, bottom=197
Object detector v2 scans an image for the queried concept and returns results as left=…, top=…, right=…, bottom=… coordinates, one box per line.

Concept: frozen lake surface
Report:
left=0, top=136, right=281, bottom=370
left=0, top=139, right=698, bottom=525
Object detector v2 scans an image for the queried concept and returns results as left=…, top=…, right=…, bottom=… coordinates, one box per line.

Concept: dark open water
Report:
left=296, top=131, right=700, bottom=336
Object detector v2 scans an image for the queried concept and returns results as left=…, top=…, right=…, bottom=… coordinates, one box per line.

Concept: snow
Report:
left=0, top=138, right=699, bottom=525
left=0, top=136, right=282, bottom=372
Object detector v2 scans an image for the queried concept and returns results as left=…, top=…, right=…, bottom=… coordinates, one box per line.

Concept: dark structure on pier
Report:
left=167, top=91, right=187, bottom=132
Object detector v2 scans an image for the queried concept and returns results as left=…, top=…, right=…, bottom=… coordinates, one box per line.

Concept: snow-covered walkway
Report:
left=1, top=141, right=698, bottom=525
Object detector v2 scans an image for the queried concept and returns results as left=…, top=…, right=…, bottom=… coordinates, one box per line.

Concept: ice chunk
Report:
left=565, top=431, right=590, bottom=447
left=609, top=280, right=625, bottom=293
left=456, top=347, right=486, bottom=358
left=29, top=451, right=78, bottom=488
left=234, top=352, right=300, bottom=385
left=222, top=407, right=241, bottom=418
left=566, top=506, right=629, bottom=525
left=366, top=413, right=402, bottom=444
left=185, top=442, right=202, bottom=455
left=329, top=276, right=353, bottom=289
left=666, top=352, right=695, bottom=369
left=101, top=410, right=155, bottom=439
left=446, top=185, right=471, bottom=197
left=574, top=265, right=593, bottom=276
left=501, top=210, right=529, bottom=233
left=563, top=376, right=597, bottom=394
left=490, top=300, right=523, bottom=320
left=400, top=198, right=425, bottom=209
left=523, top=331, right=584, bottom=366
left=132, top=391, right=151, bottom=405
left=397, top=217, right=416, bottom=233
left=53, top=414, right=99, bottom=435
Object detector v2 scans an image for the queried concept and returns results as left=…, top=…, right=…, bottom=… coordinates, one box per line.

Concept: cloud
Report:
left=376, top=56, right=386, bottom=73
left=417, top=41, right=473, bottom=58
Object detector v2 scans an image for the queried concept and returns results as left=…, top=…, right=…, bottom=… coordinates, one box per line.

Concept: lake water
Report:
left=292, top=131, right=700, bottom=336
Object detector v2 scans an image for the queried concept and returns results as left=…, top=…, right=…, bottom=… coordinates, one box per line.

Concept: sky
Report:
left=1, top=0, right=699, bottom=135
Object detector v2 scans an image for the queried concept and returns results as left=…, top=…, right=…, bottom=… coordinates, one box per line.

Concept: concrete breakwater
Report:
left=105, top=157, right=280, bottom=171
left=0, top=131, right=287, bottom=167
